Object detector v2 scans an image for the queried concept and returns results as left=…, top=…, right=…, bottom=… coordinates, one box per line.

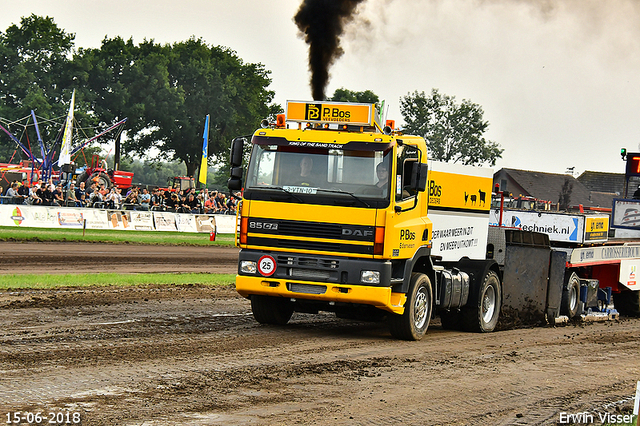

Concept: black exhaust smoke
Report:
left=295, top=0, right=366, bottom=101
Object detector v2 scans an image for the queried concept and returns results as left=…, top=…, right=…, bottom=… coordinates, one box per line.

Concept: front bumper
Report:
left=236, top=275, right=406, bottom=314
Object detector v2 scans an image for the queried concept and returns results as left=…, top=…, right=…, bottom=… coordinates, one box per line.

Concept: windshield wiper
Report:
left=314, top=188, right=371, bottom=208
left=253, top=185, right=304, bottom=203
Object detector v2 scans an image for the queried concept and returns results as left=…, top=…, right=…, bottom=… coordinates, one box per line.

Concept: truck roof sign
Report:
left=286, top=101, right=381, bottom=127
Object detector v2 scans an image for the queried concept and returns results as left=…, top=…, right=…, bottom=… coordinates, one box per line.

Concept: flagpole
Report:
left=198, top=114, right=210, bottom=188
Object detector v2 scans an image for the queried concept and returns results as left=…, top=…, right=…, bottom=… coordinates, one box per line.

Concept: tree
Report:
left=329, top=88, right=379, bottom=104
left=400, top=89, right=503, bottom=166
left=80, top=37, right=278, bottom=177
left=0, top=15, right=89, bottom=162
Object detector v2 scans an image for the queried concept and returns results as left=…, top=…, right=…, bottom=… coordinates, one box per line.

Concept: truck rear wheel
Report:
left=388, top=273, right=432, bottom=341
left=561, top=272, right=582, bottom=319
left=462, top=270, right=501, bottom=332
left=613, top=290, right=640, bottom=317
left=250, top=295, right=294, bottom=325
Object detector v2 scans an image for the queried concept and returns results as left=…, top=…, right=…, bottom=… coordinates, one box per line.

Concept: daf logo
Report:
left=342, top=228, right=373, bottom=237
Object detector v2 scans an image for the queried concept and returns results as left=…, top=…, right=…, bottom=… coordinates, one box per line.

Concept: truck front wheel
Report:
left=462, top=270, right=501, bottom=332
left=250, top=295, right=294, bottom=325
left=388, top=273, right=432, bottom=341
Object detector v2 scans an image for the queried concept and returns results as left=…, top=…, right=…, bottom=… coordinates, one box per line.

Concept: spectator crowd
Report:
left=1, top=178, right=239, bottom=215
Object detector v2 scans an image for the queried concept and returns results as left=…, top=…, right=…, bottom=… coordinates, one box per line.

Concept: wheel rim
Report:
left=569, top=285, right=578, bottom=312
left=414, top=287, right=429, bottom=329
left=482, top=285, right=496, bottom=323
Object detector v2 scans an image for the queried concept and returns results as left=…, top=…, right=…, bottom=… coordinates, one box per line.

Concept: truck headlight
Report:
left=240, top=260, right=257, bottom=274
left=361, top=270, right=380, bottom=284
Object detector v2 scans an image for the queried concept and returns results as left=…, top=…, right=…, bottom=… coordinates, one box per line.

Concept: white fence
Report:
left=0, top=204, right=236, bottom=234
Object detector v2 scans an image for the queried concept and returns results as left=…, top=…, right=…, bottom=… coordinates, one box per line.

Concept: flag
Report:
left=198, top=114, right=210, bottom=186
left=58, top=89, right=75, bottom=166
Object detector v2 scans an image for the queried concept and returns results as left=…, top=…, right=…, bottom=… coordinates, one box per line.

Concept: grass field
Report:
left=0, top=272, right=236, bottom=289
left=0, top=226, right=237, bottom=288
left=0, top=226, right=235, bottom=246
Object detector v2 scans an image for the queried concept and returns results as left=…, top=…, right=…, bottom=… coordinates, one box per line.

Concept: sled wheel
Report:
left=561, top=272, right=582, bottom=318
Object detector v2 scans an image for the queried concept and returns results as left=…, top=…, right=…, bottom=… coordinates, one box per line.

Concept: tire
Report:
left=75, top=171, right=89, bottom=187
left=388, top=273, right=432, bottom=341
left=89, top=171, right=112, bottom=189
left=250, top=295, right=294, bottom=325
left=462, top=270, right=501, bottom=332
left=613, top=291, right=640, bottom=317
left=561, top=272, right=582, bottom=318
left=439, top=310, right=463, bottom=330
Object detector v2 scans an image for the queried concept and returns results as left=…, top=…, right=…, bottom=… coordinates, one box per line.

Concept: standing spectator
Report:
left=52, top=184, right=64, bottom=206
left=29, top=182, right=43, bottom=205
left=39, top=183, right=54, bottom=206
left=166, top=192, right=179, bottom=211
left=214, top=192, right=226, bottom=213
left=17, top=179, right=30, bottom=204
left=203, top=194, right=216, bottom=213
left=150, top=188, right=164, bottom=210
left=89, top=187, right=103, bottom=207
left=105, top=187, right=121, bottom=209
left=226, top=195, right=238, bottom=214
left=75, top=182, right=87, bottom=207
left=138, top=188, right=151, bottom=211
left=123, top=188, right=139, bottom=210
left=5, top=182, right=19, bottom=204
left=65, top=182, right=78, bottom=206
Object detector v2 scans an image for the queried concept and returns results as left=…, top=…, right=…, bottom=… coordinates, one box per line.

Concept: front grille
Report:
left=251, top=236, right=373, bottom=255
left=287, top=283, right=327, bottom=295
left=279, top=221, right=342, bottom=238
left=290, top=268, right=332, bottom=280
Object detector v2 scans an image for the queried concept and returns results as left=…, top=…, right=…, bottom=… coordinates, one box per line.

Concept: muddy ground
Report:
left=1, top=242, right=640, bottom=425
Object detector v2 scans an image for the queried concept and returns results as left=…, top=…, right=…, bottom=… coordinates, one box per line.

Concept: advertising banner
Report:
left=611, top=199, right=640, bottom=229
left=153, top=212, right=177, bottom=231
left=0, top=204, right=221, bottom=233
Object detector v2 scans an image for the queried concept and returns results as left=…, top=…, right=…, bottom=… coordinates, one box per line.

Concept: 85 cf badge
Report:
left=258, top=255, right=276, bottom=277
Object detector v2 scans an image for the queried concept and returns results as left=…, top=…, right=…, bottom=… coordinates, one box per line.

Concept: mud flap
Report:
left=546, top=250, right=567, bottom=323
left=499, top=230, right=551, bottom=329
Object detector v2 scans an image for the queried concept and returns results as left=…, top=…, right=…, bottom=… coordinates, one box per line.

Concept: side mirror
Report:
left=228, top=166, right=243, bottom=191
left=228, top=137, right=245, bottom=191
left=410, top=162, right=428, bottom=192
left=230, top=137, right=245, bottom=168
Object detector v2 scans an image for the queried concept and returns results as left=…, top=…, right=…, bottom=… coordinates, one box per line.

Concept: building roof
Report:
left=577, top=171, right=625, bottom=195
left=496, top=168, right=594, bottom=207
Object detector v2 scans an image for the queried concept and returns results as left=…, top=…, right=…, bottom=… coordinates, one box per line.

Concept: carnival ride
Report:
left=0, top=94, right=127, bottom=187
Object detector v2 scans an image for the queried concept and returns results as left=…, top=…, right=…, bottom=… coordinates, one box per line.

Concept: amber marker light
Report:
left=276, top=114, right=286, bottom=128
left=240, top=217, right=249, bottom=244
left=374, top=226, right=385, bottom=255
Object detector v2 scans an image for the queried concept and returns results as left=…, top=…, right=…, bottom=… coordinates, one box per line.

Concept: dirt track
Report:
left=1, top=242, right=640, bottom=425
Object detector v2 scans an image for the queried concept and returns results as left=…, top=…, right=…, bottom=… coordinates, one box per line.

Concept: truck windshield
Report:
left=245, top=143, right=392, bottom=206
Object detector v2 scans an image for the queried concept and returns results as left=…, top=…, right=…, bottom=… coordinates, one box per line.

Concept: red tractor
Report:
left=75, top=154, right=134, bottom=191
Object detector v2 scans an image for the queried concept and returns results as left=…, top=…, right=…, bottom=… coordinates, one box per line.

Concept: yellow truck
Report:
left=228, top=100, right=639, bottom=340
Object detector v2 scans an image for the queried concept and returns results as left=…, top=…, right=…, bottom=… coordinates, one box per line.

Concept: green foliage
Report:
left=329, top=88, right=379, bottom=104
left=0, top=15, right=106, bottom=163
left=1, top=16, right=279, bottom=177
left=400, top=89, right=503, bottom=166
left=75, top=36, right=278, bottom=177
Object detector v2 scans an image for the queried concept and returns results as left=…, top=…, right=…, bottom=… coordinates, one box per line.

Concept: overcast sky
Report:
left=2, top=0, right=640, bottom=175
